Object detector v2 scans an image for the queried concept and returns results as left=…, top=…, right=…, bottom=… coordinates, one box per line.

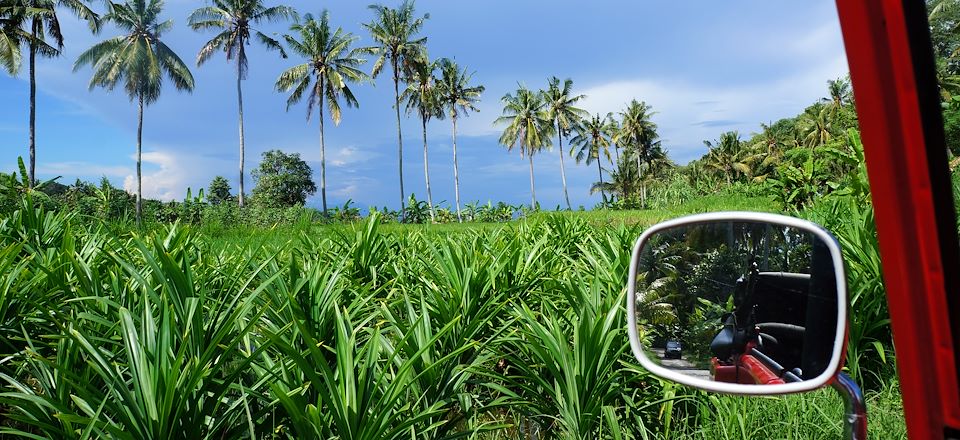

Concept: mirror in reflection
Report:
left=634, top=221, right=840, bottom=385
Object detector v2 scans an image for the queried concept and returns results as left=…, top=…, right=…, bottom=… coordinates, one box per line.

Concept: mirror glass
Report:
left=631, top=218, right=843, bottom=390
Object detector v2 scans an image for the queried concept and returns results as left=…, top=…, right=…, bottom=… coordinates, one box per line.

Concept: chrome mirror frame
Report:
left=626, top=211, right=849, bottom=395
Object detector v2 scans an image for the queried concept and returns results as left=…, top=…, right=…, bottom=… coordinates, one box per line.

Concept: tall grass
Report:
left=0, top=194, right=902, bottom=439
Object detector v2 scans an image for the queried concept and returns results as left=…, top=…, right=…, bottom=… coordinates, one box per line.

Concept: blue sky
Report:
left=0, top=1, right=848, bottom=210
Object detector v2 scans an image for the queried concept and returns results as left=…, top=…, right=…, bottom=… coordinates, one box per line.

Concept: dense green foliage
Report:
left=250, top=149, right=317, bottom=208
left=0, top=188, right=904, bottom=439
left=207, top=176, right=233, bottom=206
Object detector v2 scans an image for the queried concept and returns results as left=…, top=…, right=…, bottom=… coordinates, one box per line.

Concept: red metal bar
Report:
left=740, top=355, right=785, bottom=385
left=836, top=0, right=960, bottom=437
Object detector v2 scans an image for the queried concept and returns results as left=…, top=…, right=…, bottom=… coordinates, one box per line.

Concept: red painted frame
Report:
left=711, top=356, right=785, bottom=385
left=836, top=1, right=960, bottom=438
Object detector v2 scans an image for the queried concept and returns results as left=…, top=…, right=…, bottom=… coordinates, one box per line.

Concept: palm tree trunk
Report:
left=597, top=157, right=606, bottom=205
left=422, top=113, right=434, bottom=222
left=636, top=152, right=644, bottom=207
left=393, top=64, right=405, bottom=220
left=528, top=145, right=537, bottom=210
left=28, top=22, right=37, bottom=187
left=319, top=76, right=328, bottom=214
left=611, top=143, right=619, bottom=203
left=452, top=115, right=463, bottom=223
left=636, top=151, right=642, bottom=182
left=136, top=95, right=144, bottom=227
left=557, top=124, right=571, bottom=210
left=237, top=57, right=246, bottom=207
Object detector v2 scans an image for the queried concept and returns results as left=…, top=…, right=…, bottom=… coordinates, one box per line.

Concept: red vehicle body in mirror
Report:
left=711, top=354, right=785, bottom=385
left=837, top=1, right=960, bottom=438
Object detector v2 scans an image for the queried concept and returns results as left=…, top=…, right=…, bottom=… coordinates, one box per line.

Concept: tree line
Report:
left=2, top=0, right=900, bottom=227
left=1, top=0, right=705, bottom=224
left=2, top=0, right=482, bottom=224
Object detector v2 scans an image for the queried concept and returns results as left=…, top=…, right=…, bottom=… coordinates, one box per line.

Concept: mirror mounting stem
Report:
left=832, top=372, right=867, bottom=439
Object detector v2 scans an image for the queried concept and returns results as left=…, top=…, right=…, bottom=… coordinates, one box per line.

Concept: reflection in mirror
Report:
left=633, top=220, right=839, bottom=386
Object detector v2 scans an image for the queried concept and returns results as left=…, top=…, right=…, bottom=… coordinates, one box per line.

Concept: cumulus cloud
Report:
left=576, top=53, right=848, bottom=163
left=122, top=150, right=233, bottom=201
left=459, top=20, right=849, bottom=164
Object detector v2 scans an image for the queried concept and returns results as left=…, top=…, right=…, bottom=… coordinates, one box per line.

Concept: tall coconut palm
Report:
left=11, top=0, right=98, bottom=187
left=400, top=55, right=442, bottom=221
left=616, top=100, right=658, bottom=205
left=363, top=0, right=427, bottom=218
left=605, top=113, right=621, bottom=164
left=189, top=0, right=294, bottom=207
left=276, top=11, right=368, bottom=214
left=74, top=0, right=195, bottom=226
left=435, top=58, right=483, bottom=222
left=496, top=86, right=551, bottom=209
left=544, top=76, right=587, bottom=210
left=569, top=113, right=612, bottom=204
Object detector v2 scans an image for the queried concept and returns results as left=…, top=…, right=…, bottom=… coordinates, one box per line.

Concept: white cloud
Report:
left=576, top=54, right=849, bottom=163
left=274, top=143, right=381, bottom=170
left=457, top=18, right=849, bottom=164
left=328, top=145, right=377, bottom=168
left=122, top=150, right=232, bottom=201
left=330, top=176, right=381, bottom=200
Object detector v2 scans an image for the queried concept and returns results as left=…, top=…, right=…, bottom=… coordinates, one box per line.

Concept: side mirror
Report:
left=627, top=212, right=848, bottom=395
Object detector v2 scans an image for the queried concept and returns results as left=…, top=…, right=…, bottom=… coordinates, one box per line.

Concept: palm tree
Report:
left=363, top=0, right=427, bottom=218
left=616, top=100, right=658, bottom=205
left=749, top=121, right=786, bottom=181
left=0, top=2, right=38, bottom=75
left=800, top=102, right=833, bottom=148
left=276, top=11, right=368, bottom=214
left=9, top=0, right=98, bottom=187
left=189, top=0, right=294, bottom=208
left=591, top=153, right=638, bottom=202
left=703, top=131, right=751, bottom=185
left=544, top=76, right=587, bottom=210
left=569, top=113, right=612, bottom=204
left=823, top=76, right=851, bottom=113
left=605, top=113, right=621, bottom=164
left=74, top=0, right=195, bottom=226
left=400, top=56, right=441, bottom=221
left=496, top=86, right=551, bottom=209
left=434, top=57, right=483, bottom=222
left=641, top=141, right=673, bottom=184
left=0, top=3, right=19, bottom=71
